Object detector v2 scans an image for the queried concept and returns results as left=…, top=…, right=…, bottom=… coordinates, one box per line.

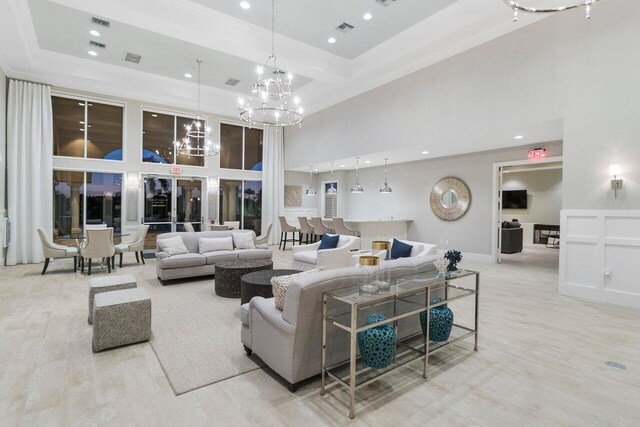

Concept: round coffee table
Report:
left=240, top=269, right=302, bottom=305
left=214, top=259, right=273, bottom=298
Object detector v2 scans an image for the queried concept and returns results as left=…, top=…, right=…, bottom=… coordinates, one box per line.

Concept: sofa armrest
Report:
left=156, top=251, right=169, bottom=261
left=250, top=297, right=296, bottom=336
left=255, top=244, right=269, bottom=250
left=292, top=241, right=321, bottom=254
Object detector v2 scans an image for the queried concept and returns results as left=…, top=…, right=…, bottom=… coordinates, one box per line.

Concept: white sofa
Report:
left=241, top=255, right=440, bottom=391
left=291, top=235, right=361, bottom=271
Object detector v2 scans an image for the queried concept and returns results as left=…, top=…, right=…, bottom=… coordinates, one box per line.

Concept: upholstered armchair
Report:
left=309, top=217, right=334, bottom=238
left=255, top=222, right=273, bottom=245
left=37, top=228, right=79, bottom=274
left=332, top=218, right=360, bottom=237
left=114, top=224, right=150, bottom=268
left=82, top=228, right=116, bottom=275
left=292, top=235, right=361, bottom=271
left=183, top=223, right=195, bottom=232
left=298, top=217, right=315, bottom=244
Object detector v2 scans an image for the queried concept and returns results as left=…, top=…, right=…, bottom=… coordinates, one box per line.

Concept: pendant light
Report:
left=379, top=158, right=392, bottom=194
left=350, top=157, right=364, bottom=193
left=326, top=162, right=338, bottom=194
left=305, top=166, right=317, bottom=196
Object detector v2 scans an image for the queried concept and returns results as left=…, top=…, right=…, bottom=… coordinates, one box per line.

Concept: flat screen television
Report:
left=502, top=190, right=528, bottom=209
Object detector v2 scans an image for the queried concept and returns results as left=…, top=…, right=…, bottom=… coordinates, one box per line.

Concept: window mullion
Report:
left=84, top=101, right=88, bottom=158
left=173, top=115, right=177, bottom=165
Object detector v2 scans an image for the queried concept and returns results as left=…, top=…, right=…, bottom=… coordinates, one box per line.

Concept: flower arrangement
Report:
left=433, top=258, right=448, bottom=277
left=444, top=250, right=463, bottom=272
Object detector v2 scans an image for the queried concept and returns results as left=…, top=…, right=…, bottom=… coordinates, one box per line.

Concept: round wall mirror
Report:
left=430, top=177, right=472, bottom=221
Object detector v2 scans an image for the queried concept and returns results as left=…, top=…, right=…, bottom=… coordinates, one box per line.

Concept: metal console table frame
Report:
left=321, top=269, right=479, bottom=419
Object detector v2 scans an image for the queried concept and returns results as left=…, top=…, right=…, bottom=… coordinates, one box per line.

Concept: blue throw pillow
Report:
left=318, top=234, right=340, bottom=250
left=390, top=238, right=413, bottom=260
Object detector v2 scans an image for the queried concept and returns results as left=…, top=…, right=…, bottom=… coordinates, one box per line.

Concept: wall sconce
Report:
left=610, top=164, right=623, bottom=199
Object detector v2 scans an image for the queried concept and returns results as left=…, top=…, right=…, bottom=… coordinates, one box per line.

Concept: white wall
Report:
left=285, top=0, right=640, bottom=212
left=312, top=142, right=562, bottom=256
left=0, top=65, right=6, bottom=265
left=501, top=169, right=562, bottom=225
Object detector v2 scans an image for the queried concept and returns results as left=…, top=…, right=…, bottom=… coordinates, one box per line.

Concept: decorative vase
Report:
left=357, top=314, right=397, bottom=369
left=433, top=258, right=448, bottom=278
left=420, top=297, right=454, bottom=342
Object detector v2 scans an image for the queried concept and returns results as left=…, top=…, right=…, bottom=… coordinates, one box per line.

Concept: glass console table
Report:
left=321, top=269, right=479, bottom=419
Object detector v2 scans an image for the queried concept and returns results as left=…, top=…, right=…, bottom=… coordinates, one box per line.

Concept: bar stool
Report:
left=298, top=217, right=315, bottom=244
left=278, top=217, right=299, bottom=250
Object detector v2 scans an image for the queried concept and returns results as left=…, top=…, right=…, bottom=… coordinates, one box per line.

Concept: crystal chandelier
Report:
left=238, top=0, right=304, bottom=127
left=504, top=0, right=601, bottom=22
left=306, top=166, right=316, bottom=196
left=326, top=162, right=338, bottom=194
left=350, top=157, right=364, bottom=194
left=379, top=158, right=392, bottom=194
left=175, top=60, right=220, bottom=157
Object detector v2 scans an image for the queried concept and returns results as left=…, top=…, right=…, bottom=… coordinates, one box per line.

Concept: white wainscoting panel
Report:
left=283, top=208, right=318, bottom=227
left=560, top=210, right=640, bottom=309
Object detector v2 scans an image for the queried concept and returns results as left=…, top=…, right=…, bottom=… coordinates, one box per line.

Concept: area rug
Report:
left=141, top=275, right=262, bottom=395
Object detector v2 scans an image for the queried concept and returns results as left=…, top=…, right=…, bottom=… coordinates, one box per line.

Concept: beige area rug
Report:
left=139, top=274, right=262, bottom=395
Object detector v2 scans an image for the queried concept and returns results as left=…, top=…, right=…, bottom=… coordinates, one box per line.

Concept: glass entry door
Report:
left=142, top=175, right=204, bottom=249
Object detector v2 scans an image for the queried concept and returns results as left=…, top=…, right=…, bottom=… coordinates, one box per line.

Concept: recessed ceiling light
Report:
left=340, top=164, right=346, bottom=168
left=422, top=151, right=429, bottom=155
left=240, top=1, right=250, bottom=9
left=89, top=30, right=100, bottom=37
left=363, top=12, right=373, bottom=20
left=184, top=73, right=193, bottom=78
left=88, top=50, right=98, bottom=56
left=364, top=160, right=371, bottom=164
left=314, top=168, right=319, bottom=172
left=152, top=114, right=158, bottom=117
left=328, top=37, right=336, bottom=44
left=514, top=135, right=524, bottom=140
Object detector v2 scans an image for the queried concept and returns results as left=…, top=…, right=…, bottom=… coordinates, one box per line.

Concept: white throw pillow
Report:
left=158, top=236, right=189, bottom=256
left=232, top=232, right=255, bottom=250
left=198, top=237, right=233, bottom=253
left=272, top=268, right=324, bottom=311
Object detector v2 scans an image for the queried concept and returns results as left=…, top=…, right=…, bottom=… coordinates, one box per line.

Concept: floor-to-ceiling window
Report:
left=218, top=179, right=262, bottom=235
left=219, top=123, right=263, bottom=171
left=142, top=110, right=207, bottom=167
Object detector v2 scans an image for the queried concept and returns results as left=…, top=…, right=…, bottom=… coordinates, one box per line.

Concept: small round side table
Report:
left=214, top=259, right=273, bottom=298
left=240, top=269, right=301, bottom=305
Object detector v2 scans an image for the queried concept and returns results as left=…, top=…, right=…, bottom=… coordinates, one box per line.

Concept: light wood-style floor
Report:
left=1, top=247, right=639, bottom=426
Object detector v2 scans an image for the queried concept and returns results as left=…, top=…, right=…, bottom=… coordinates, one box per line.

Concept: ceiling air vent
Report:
left=89, top=40, right=106, bottom=49
left=376, top=0, right=397, bottom=6
left=225, top=78, right=240, bottom=86
left=124, top=52, right=142, bottom=64
left=91, top=17, right=111, bottom=28
left=336, top=22, right=355, bottom=33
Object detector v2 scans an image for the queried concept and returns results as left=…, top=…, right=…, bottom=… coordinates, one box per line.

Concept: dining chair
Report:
left=224, top=221, right=240, bottom=230
left=211, top=225, right=230, bottom=231
left=37, top=228, right=79, bottom=274
left=82, top=228, right=116, bottom=275
left=332, top=217, right=361, bottom=237
left=278, top=217, right=299, bottom=250
left=85, top=224, right=107, bottom=229
left=183, top=222, right=195, bottom=232
left=309, top=217, right=334, bottom=240
left=114, top=224, right=150, bottom=268
left=298, top=217, right=315, bottom=244
left=255, top=222, right=273, bottom=245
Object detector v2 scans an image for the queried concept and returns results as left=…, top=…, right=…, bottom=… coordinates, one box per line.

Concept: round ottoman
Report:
left=240, top=269, right=302, bottom=305
left=214, top=259, right=273, bottom=298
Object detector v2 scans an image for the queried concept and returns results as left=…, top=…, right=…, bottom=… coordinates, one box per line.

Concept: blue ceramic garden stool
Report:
left=357, top=314, right=397, bottom=369
left=420, top=297, right=454, bottom=342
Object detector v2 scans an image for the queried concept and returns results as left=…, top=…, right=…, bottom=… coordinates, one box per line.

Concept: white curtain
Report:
left=261, top=127, right=284, bottom=245
left=6, top=80, right=53, bottom=265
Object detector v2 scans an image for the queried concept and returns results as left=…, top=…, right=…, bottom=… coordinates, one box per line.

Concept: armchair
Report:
left=82, top=228, right=116, bottom=275
left=255, top=222, right=273, bottom=245
left=114, top=225, right=150, bottom=267
left=37, top=228, right=79, bottom=274
left=292, top=235, right=361, bottom=271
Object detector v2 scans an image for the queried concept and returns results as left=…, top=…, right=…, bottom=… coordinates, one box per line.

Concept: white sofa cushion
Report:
left=272, top=268, right=323, bottom=311
left=233, top=233, right=255, bottom=249
left=159, top=253, right=206, bottom=269
left=292, top=251, right=318, bottom=264
left=201, top=250, right=238, bottom=264
left=158, top=236, right=189, bottom=256
left=199, top=237, right=233, bottom=253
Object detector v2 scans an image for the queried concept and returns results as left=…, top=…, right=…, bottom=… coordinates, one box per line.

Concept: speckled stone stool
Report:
left=88, top=274, right=137, bottom=324
left=92, top=287, right=151, bottom=352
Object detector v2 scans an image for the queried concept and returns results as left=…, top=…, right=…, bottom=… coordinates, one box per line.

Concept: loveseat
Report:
left=291, top=235, right=361, bottom=271
left=241, top=254, right=440, bottom=391
left=156, top=230, right=272, bottom=283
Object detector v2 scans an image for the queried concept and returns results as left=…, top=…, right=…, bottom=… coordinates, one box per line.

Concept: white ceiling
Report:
left=190, top=0, right=456, bottom=59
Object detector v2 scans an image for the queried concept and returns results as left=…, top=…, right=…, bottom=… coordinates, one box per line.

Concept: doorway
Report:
left=492, top=157, right=563, bottom=269
left=142, top=175, right=204, bottom=249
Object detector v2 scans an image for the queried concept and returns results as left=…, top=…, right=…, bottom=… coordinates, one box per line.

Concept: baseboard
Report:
left=560, top=282, right=640, bottom=310
left=436, top=249, right=494, bottom=263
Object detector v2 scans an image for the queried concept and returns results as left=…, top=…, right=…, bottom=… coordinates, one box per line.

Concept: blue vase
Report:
left=420, top=297, right=454, bottom=342
left=357, top=314, right=397, bottom=369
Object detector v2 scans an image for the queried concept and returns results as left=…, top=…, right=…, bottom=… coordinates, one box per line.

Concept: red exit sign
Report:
left=170, top=166, right=182, bottom=174
left=528, top=148, right=547, bottom=160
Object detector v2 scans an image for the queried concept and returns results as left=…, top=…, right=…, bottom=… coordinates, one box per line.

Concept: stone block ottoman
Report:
left=92, top=287, right=151, bottom=352
left=89, top=274, right=137, bottom=324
